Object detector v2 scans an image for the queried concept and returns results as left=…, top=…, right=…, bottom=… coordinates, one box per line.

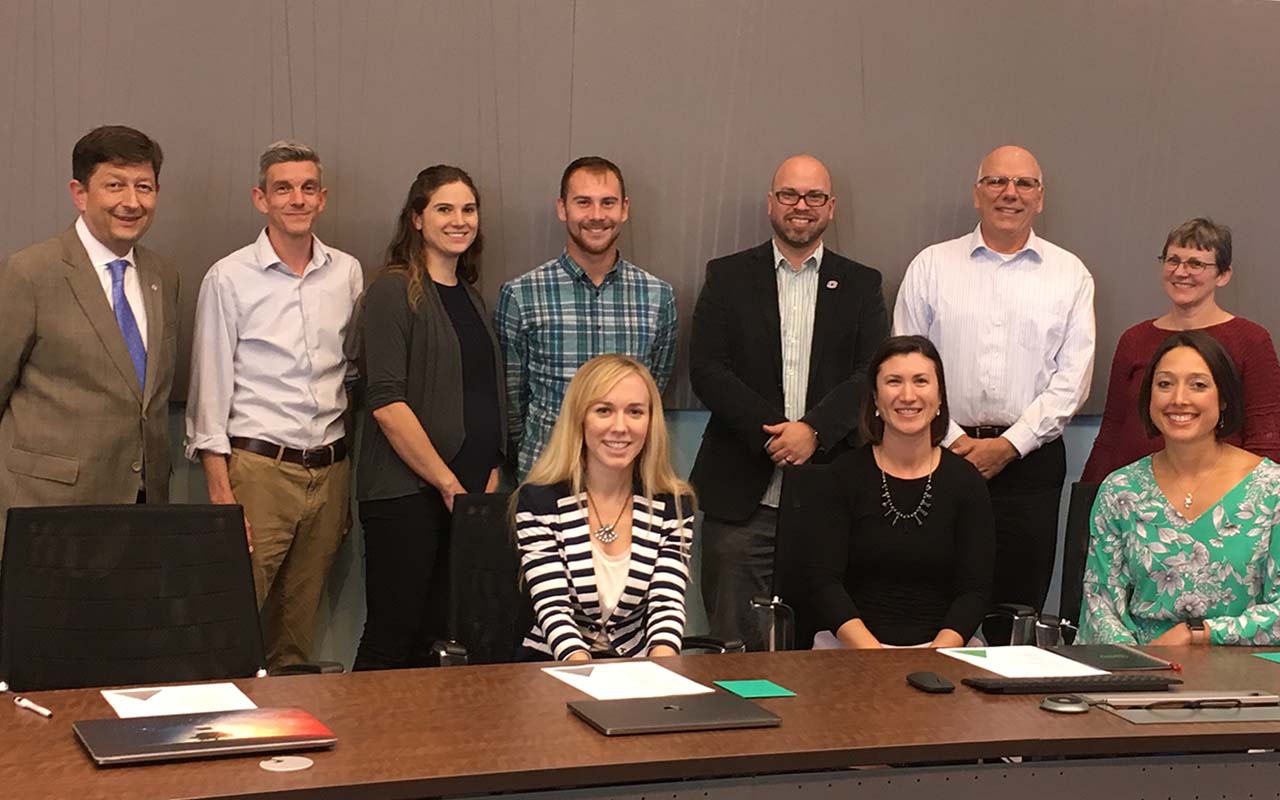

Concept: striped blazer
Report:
left=515, top=482, right=693, bottom=660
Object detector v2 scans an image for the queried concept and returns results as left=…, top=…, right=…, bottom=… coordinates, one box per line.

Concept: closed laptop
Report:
left=74, top=707, right=336, bottom=766
left=568, top=691, right=781, bottom=736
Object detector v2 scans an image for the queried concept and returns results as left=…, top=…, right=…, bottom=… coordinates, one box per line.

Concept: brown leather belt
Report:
left=962, top=425, right=1010, bottom=439
left=230, top=436, right=348, bottom=468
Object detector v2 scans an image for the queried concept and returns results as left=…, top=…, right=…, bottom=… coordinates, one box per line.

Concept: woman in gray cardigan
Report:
left=352, top=165, right=506, bottom=670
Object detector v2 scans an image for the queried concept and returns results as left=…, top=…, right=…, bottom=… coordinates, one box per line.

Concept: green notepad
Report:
left=714, top=679, right=795, bottom=698
left=1253, top=652, right=1280, bottom=664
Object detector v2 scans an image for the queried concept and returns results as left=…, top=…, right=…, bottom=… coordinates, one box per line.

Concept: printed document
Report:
left=543, top=661, right=714, bottom=700
left=940, top=646, right=1108, bottom=678
left=101, top=682, right=258, bottom=718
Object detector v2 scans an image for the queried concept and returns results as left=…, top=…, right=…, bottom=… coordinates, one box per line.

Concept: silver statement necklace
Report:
left=877, top=449, right=935, bottom=527
left=585, top=490, right=629, bottom=544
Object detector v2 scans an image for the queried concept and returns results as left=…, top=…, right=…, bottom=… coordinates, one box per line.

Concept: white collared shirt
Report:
left=762, top=239, right=824, bottom=507
left=892, top=225, right=1095, bottom=456
left=75, top=215, right=149, bottom=346
left=184, top=228, right=364, bottom=457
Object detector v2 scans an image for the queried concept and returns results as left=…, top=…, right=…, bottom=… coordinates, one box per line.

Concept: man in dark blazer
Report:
left=690, top=154, right=888, bottom=650
left=0, top=126, right=179, bottom=550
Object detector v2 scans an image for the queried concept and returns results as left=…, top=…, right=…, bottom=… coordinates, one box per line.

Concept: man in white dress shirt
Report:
left=186, top=141, right=364, bottom=670
left=894, top=145, right=1095, bottom=613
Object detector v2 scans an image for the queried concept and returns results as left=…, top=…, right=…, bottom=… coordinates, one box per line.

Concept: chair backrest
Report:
left=446, top=492, right=527, bottom=664
left=0, top=504, right=265, bottom=691
left=774, top=464, right=832, bottom=650
left=1058, top=481, right=1101, bottom=626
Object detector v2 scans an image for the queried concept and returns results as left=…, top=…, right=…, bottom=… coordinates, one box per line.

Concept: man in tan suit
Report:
left=0, top=125, right=180, bottom=548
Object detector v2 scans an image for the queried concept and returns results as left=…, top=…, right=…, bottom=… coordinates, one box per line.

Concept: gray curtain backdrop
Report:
left=3, top=0, right=1279, bottom=410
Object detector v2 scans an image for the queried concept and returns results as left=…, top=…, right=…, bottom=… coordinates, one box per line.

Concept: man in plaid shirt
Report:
left=496, top=156, right=677, bottom=479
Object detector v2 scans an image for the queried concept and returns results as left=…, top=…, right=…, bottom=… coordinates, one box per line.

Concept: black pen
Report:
left=14, top=696, right=53, bottom=718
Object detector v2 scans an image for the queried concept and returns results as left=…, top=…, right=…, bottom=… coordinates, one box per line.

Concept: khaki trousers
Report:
left=228, top=448, right=350, bottom=670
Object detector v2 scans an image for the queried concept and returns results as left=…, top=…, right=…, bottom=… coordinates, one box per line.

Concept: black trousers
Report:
left=987, top=436, right=1066, bottom=613
left=700, top=506, right=779, bottom=652
left=353, top=490, right=452, bottom=670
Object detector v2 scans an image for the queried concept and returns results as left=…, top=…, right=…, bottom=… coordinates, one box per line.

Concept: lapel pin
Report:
left=826, top=279, right=839, bottom=289
left=150, top=283, right=158, bottom=291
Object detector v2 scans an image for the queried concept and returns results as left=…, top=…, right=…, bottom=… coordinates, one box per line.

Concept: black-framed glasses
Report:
left=1138, top=698, right=1243, bottom=711
left=977, top=175, right=1043, bottom=193
left=774, top=189, right=831, bottom=207
left=1160, top=254, right=1217, bottom=273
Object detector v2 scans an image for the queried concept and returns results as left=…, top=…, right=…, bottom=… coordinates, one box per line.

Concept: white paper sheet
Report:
left=939, top=645, right=1109, bottom=678
left=100, top=682, right=258, bottom=718
left=542, top=661, right=715, bottom=700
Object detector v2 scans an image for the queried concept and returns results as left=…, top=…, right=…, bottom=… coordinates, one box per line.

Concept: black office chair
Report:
left=437, top=492, right=741, bottom=665
left=0, top=504, right=269, bottom=691
left=768, top=463, right=832, bottom=651
left=1057, top=481, right=1101, bottom=629
left=979, top=481, right=1100, bottom=646
left=435, top=492, right=527, bottom=665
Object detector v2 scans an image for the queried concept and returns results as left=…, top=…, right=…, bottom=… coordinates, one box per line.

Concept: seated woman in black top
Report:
left=801, top=335, right=995, bottom=648
left=351, top=165, right=505, bottom=670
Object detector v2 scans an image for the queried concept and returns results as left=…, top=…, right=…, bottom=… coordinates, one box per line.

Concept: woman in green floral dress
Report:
left=1079, top=330, right=1280, bottom=646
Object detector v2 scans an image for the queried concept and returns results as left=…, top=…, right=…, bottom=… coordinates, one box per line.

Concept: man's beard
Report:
left=568, top=224, right=621, bottom=256
left=770, top=214, right=827, bottom=250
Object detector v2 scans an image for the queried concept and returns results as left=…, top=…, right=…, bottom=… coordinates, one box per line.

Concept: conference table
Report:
left=3, top=647, right=1280, bottom=799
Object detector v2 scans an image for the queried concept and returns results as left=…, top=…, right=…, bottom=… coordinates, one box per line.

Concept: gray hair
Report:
left=257, top=140, right=322, bottom=189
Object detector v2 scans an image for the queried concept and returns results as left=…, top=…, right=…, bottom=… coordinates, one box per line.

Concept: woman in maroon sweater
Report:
left=1082, top=218, right=1280, bottom=482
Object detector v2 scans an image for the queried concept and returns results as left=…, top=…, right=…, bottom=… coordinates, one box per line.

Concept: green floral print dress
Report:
left=1078, top=456, right=1280, bottom=645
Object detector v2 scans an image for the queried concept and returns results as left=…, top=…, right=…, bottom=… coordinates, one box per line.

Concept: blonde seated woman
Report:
left=514, top=354, right=696, bottom=662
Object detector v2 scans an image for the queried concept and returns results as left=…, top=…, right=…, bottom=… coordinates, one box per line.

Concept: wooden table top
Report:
left=3, top=647, right=1280, bottom=800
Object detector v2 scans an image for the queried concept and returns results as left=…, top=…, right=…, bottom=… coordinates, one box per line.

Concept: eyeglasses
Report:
left=774, top=189, right=831, bottom=208
left=1160, top=255, right=1217, bottom=273
left=977, top=176, right=1043, bottom=194
left=1137, top=698, right=1243, bottom=711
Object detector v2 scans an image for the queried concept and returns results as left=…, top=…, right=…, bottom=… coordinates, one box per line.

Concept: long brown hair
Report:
left=382, top=164, right=484, bottom=309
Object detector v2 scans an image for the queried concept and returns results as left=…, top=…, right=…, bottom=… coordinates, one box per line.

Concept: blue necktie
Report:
left=107, top=259, right=147, bottom=390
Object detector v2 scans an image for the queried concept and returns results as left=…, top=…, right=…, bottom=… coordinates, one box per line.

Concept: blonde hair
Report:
left=519, top=354, right=695, bottom=522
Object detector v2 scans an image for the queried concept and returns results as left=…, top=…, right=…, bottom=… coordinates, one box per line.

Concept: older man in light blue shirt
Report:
left=185, top=141, right=363, bottom=670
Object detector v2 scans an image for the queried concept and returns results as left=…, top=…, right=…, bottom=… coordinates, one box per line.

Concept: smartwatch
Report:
left=1187, top=618, right=1207, bottom=645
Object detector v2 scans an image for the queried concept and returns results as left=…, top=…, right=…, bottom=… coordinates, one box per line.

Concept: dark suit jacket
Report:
left=0, top=226, right=180, bottom=547
left=689, top=241, right=888, bottom=521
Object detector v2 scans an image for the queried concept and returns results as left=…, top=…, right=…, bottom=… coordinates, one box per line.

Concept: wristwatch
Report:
left=1186, top=618, right=1208, bottom=645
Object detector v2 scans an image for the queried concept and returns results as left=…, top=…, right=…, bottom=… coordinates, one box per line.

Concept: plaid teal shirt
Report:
left=495, top=252, right=678, bottom=478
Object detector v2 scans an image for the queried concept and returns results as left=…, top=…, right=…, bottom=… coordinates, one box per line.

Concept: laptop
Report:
left=73, top=707, right=337, bottom=766
left=1048, top=644, right=1176, bottom=671
left=568, top=691, right=781, bottom=736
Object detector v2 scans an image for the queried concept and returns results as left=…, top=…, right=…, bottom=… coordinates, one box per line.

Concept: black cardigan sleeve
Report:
left=361, top=273, right=414, bottom=412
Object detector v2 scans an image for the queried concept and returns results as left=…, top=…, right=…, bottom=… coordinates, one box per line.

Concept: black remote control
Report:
left=907, top=671, right=956, bottom=693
